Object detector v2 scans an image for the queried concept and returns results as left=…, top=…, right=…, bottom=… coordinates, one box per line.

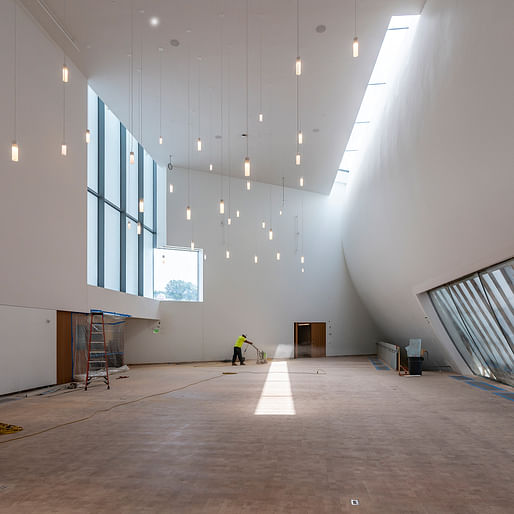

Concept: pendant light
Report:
left=353, top=0, right=359, bottom=58
left=301, top=267, right=305, bottom=273
left=219, top=15, right=226, bottom=221
left=186, top=205, right=192, bottom=220
left=298, top=131, right=303, bottom=145
left=243, top=0, right=251, bottom=178
left=191, top=240, right=195, bottom=250
left=227, top=217, right=232, bottom=225
left=169, top=183, right=174, bottom=193
left=86, top=129, right=91, bottom=144
left=300, top=197, right=305, bottom=270
left=299, top=176, right=304, bottom=187
left=209, top=163, right=213, bottom=171
left=197, top=137, right=202, bottom=152
left=296, top=153, right=301, bottom=166
left=219, top=199, right=225, bottom=214
left=127, top=220, right=132, bottom=229
left=268, top=186, right=273, bottom=241
left=301, top=255, right=305, bottom=264
left=226, top=249, right=230, bottom=259
left=62, top=64, right=69, bottom=83
left=268, top=228, right=273, bottom=241
left=254, top=255, right=258, bottom=264
left=236, top=210, right=240, bottom=218
left=139, top=198, right=144, bottom=213
left=158, top=47, right=163, bottom=144
left=246, top=180, right=251, bottom=191
left=11, top=3, right=18, bottom=162
left=261, top=221, right=266, bottom=229
left=276, top=252, right=281, bottom=261
left=130, top=151, right=135, bottom=164
left=137, top=222, right=142, bottom=235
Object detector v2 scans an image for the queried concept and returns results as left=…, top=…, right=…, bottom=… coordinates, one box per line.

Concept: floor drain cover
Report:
left=351, top=499, right=359, bottom=506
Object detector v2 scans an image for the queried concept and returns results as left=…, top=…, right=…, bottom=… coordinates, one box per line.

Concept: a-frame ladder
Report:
left=85, top=310, right=110, bottom=390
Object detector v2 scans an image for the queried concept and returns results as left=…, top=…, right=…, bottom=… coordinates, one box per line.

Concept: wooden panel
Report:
left=311, top=322, right=326, bottom=358
left=56, top=311, right=73, bottom=384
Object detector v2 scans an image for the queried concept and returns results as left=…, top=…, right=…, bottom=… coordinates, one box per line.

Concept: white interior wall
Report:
left=0, top=2, right=88, bottom=313
left=0, top=305, right=56, bottom=395
left=125, top=169, right=381, bottom=363
left=341, top=0, right=514, bottom=368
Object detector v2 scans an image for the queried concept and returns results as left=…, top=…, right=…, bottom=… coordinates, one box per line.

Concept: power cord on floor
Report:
left=0, top=374, right=224, bottom=445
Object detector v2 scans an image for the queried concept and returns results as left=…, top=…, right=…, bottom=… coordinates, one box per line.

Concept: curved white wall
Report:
left=342, top=0, right=514, bottom=367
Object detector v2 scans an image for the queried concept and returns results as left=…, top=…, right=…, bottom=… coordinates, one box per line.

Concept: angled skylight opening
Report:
left=335, top=15, right=420, bottom=185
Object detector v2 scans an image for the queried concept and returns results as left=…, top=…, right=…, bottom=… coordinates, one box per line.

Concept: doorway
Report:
left=294, top=322, right=326, bottom=358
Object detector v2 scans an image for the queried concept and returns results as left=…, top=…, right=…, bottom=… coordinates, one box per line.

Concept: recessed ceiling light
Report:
left=316, top=24, right=326, bottom=33
left=149, top=16, right=159, bottom=26
left=170, top=39, right=180, bottom=47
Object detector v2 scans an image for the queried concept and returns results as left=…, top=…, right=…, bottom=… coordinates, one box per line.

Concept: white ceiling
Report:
left=21, top=0, right=424, bottom=194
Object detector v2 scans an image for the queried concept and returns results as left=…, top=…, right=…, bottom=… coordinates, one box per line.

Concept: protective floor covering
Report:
left=0, top=356, right=513, bottom=513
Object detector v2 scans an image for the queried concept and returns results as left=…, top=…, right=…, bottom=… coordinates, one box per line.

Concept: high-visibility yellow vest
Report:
left=234, top=336, right=246, bottom=348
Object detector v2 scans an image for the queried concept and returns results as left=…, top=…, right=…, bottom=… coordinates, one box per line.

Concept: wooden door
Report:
left=56, top=311, right=73, bottom=384
left=310, top=322, right=326, bottom=358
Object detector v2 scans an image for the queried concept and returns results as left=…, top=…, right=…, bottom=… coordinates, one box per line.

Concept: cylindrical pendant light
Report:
left=139, top=198, right=144, bottom=212
left=353, top=37, right=359, bottom=58
left=236, top=210, right=240, bottom=218
left=258, top=113, right=263, bottom=122
left=158, top=47, right=163, bottom=144
left=61, top=143, right=68, bottom=156
left=276, top=252, right=281, bottom=261
left=261, top=221, right=266, bottom=229
left=254, top=255, right=258, bottom=264
left=127, top=220, right=132, bottom=229
left=268, top=228, right=273, bottom=241
left=226, top=249, right=230, bottom=259
left=244, top=157, right=251, bottom=177
left=301, top=255, right=305, bottom=264
left=11, top=142, right=19, bottom=162
left=296, top=153, right=301, bottom=166
left=279, top=209, right=283, bottom=216
left=130, top=151, right=135, bottom=164
left=86, top=129, right=91, bottom=144
left=227, top=217, right=232, bottom=225
left=209, top=163, right=213, bottom=171
left=299, top=176, right=304, bottom=187
left=137, top=222, right=142, bottom=235
left=62, top=64, right=69, bottom=83
left=246, top=180, right=251, bottom=191
left=197, top=137, right=202, bottom=152
left=159, top=136, right=163, bottom=145
left=295, top=57, right=302, bottom=76
left=298, top=131, right=303, bottom=145
left=191, top=240, right=195, bottom=250
left=169, top=183, right=174, bottom=193
left=186, top=205, right=192, bottom=220
left=301, top=267, right=305, bottom=273
left=219, top=199, right=225, bottom=214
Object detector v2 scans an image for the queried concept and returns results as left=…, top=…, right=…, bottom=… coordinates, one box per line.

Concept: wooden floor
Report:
left=0, top=357, right=513, bottom=513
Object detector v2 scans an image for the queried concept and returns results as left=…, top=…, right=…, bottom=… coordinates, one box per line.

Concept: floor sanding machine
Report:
left=244, top=343, right=268, bottom=364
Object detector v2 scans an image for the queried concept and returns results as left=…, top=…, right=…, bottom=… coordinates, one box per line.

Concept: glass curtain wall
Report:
left=87, top=86, right=157, bottom=298
left=429, top=258, right=514, bottom=386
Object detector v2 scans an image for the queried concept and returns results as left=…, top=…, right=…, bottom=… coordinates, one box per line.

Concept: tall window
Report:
left=87, top=86, right=158, bottom=298
left=429, top=259, right=514, bottom=386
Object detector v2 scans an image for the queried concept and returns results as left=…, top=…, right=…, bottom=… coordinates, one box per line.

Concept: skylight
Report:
left=335, top=15, right=420, bottom=185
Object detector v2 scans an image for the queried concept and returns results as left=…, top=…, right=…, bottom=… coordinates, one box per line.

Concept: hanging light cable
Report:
left=196, top=57, right=202, bottom=151
left=301, top=196, right=305, bottom=267
left=219, top=12, right=225, bottom=217
left=61, top=0, right=68, bottom=156
left=353, top=0, right=359, bottom=58
left=258, top=14, right=263, bottom=122
left=295, top=0, right=301, bottom=167
left=268, top=185, right=273, bottom=240
left=129, top=0, right=135, bottom=164
left=243, top=0, right=250, bottom=178
left=158, top=47, right=163, bottom=144
left=138, top=24, right=144, bottom=209
left=186, top=47, right=192, bottom=221
left=11, top=1, right=18, bottom=162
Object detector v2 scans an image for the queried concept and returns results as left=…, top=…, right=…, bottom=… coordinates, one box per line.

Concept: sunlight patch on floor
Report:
left=254, top=361, right=296, bottom=415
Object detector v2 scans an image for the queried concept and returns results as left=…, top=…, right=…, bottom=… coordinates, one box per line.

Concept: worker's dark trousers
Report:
left=232, top=346, right=243, bottom=364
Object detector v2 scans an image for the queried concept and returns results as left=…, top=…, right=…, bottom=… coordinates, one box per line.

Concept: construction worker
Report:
left=232, top=334, right=253, bottom=366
